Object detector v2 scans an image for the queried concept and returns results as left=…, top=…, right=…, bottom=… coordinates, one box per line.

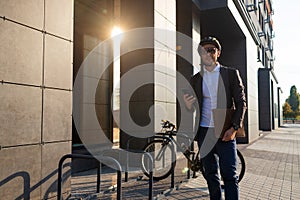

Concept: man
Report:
left=184, top=36, right=247, bottom=199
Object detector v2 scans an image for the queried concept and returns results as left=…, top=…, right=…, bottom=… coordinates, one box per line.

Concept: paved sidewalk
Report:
left=70, top=124, right=300, bottom=199
left=160, top=124, right=300, bottom=199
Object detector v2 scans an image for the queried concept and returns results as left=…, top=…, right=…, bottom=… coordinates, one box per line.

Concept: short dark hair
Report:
left=199, top=36, right=221, bottom=50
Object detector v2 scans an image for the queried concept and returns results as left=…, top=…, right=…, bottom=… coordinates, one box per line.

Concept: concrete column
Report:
left=120, top=0, right=176, bottom=150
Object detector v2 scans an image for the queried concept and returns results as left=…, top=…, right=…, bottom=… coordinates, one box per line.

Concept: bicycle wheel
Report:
left=142, top=139, right=176, bottom=181
left=237, top=149, right=245, bottom=182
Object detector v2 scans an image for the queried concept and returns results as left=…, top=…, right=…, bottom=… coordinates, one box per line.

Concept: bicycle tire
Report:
left=237, top=149, right=245, bottom=182
left=142, top=139, right=176, bottom=181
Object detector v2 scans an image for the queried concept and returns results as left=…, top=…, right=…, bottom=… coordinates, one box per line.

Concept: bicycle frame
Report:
left=142, top=120, right=245, bottom=182
left=155, top=131, right=199, bottom=165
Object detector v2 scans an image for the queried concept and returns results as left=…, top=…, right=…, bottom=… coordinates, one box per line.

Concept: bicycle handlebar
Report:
left=161, top=120, right=176, bottom=131
left=160, top=120, right=195, bottom=141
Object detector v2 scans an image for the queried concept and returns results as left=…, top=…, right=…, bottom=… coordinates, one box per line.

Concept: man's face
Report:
left=199, top=44, right=220, bottom=66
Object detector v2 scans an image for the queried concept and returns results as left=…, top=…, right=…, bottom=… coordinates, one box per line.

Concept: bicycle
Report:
left=141, top=120, right=246, bottom=184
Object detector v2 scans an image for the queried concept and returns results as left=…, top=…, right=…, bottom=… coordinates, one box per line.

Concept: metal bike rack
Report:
left=101, top=146, right=154, bottom=200
left=124, top=137, right=152, bottom=182
left=57, top=154, right=122, bottom=200
left=174, top=132, right=196, bottom=180
left=151, top=135, right=176, bottom=188
left=125, top=136, right=137, bottom=182
left=143, top=152, right=154, bottom=200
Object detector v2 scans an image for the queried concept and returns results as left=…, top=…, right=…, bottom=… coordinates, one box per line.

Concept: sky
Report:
left=273, top=0, right=300, bottom=102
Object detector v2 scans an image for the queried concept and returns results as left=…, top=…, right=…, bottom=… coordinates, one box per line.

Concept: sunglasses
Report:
left=199, top=47, right=217, bottom=55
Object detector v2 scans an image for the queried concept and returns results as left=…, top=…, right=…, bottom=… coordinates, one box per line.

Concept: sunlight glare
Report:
left=111, top=26, right=123, bottom=37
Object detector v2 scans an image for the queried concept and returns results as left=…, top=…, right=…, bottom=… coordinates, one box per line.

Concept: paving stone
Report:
left=69, top=124, right=300, bottom=199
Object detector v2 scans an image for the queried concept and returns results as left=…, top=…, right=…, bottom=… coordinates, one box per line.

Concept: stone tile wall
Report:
left=0, top=0, right=73, bottom=199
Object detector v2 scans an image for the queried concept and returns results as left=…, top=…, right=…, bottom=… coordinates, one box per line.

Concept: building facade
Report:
left=0, top=0, right=279, bottom=199
left=0, top=0, right=73, bottom=199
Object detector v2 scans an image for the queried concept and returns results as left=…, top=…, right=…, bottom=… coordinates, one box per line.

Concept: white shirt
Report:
left=200, top=64, right=220, bottom=127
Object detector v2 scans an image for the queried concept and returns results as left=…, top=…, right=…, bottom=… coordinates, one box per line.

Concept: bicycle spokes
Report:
left=155, top=143, right=168, bottom=161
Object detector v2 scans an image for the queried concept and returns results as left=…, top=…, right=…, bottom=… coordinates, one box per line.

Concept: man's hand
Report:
left=183, top=94, right=196, bottom=111
left=222, top=127, right=237, bottom=141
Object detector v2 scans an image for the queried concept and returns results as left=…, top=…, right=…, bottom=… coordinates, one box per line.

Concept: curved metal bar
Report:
left=100, top=146, right=154, bottom=199
left=151, top=135, right=176, bottom=188
left=95, top=155, right=122, bottom=200
left=141, top=152, right=153, bottom=200
left=57, top=154, right=122, bottom=200
left=125, top=138, right=154, bottom=199
left=125, top=136, right=135, bottom=182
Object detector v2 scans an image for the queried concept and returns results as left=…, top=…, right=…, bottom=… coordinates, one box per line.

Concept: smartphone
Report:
left=181, top=88, right=193, bottom=96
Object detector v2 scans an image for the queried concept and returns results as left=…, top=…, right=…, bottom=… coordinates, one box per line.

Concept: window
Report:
left=73, top=0, right=115, bottom=145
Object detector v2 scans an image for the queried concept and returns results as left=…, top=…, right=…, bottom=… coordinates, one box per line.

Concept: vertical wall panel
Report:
left=41, top=142, right=71, bottom=199
left=44, top=35, right=73, bottom=89
left=0, top=85, right=42, bottom=146
left=43, top=89, right=72, bottom=142
left=0, top=0, right=44, bottom=29
left=45, top=0, right=73, bottom=40
left=0, top=145, right=42, bottom=199
left=0, top=21, right=43, bottom=85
